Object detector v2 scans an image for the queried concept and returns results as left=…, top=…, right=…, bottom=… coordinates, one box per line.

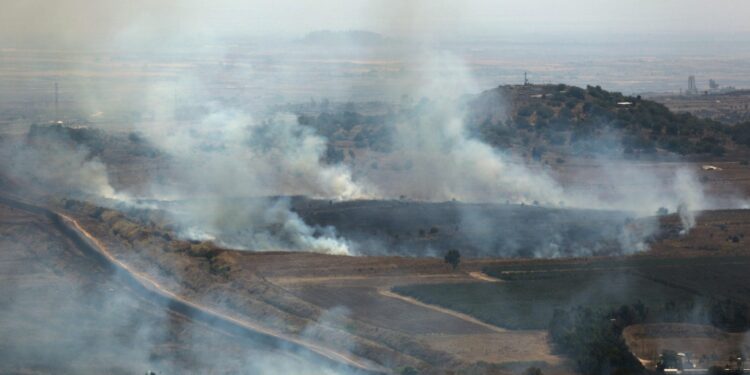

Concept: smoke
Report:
left=0, top=216, right=353, bottom=374
left=340, top=52, right=711, bottom=255
left=0, top=0, right=729, bottom=256
left=361, top=53, right=566, bottom=205
left=674, top=168, right=704, bottom=234
left=170, top=197, right=353, bottom=255
left=130, top=83, right=370, bottom=254
left=0, top=126, right=119, bottom=199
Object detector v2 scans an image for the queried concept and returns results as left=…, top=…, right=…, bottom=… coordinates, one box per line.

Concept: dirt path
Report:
left=0, top=195, right=385, bottom=374
left=58, top=212, right=385, bottom=373
left=467, top=271, right=503, bottom=282
left=377, top=288, right=507, bottom=334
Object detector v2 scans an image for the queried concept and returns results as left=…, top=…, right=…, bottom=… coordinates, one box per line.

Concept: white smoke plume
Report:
left=132, top=84, right=370, bottom=255
left=675, top=168, right=704, bottom=234
left=0, top=127, right=119, bottom=199
left=364, top=53, right=567, bottom=205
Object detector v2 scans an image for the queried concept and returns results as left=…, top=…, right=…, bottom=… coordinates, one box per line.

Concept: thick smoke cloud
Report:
left=0, top=127, right=118, bottom=199
left=363, top=53, right=566, bottom=204
left=0, top=1, right=732, bottom=257
left=352, top=52, right=710, bottom=252
left=133, top=83, right=370, bottom=254
left=142, top=109, right=367, bottom=200
left=0, top=51, right=716, bottom=257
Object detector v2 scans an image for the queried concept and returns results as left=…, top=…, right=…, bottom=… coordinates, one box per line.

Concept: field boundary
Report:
left=378, top=287, right=507, bottom=334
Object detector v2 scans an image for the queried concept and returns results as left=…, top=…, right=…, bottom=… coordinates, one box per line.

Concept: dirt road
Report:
left=0, top=195, right=385, bottom=374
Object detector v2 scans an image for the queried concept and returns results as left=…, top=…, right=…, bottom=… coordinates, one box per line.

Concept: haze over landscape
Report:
left=2, top=1, right=750, bottom=375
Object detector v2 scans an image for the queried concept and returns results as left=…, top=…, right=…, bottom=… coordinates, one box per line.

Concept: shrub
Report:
left=444, top=249, right=461, bottom=270
left=549, top=305, right=645, bottom=375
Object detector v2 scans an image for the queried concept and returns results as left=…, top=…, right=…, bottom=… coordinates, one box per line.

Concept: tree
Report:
left=444, top=249, right=461, bottom=270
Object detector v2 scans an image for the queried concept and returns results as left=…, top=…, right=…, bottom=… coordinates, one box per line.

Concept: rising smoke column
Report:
left=0, top=126, right=119, bottom=199
left=364, top=53, right=568, bottom=205
left=136, top=96, right=369, bottom=255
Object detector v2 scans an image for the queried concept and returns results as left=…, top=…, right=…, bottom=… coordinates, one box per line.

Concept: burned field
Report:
left=137, top=195, right=644, bottom=258
left=295, top=197, right=637, bottom=258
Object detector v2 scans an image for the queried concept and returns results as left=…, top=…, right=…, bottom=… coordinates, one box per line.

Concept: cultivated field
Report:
left=392, top=272, right=696, bottom=330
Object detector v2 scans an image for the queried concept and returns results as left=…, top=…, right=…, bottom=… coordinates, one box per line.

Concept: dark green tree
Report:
left=444, top=249, right=461, bottom=270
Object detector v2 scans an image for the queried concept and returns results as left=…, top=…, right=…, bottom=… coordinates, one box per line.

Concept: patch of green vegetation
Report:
left=397, top=255, right=750, bottom=333
left=471, top=84, right=734, bottom=157
left=297, top=111, right=392, bottom=154
left=549, top=304, right=646, bottom=375
left=392, top=272, right=696, bottom=330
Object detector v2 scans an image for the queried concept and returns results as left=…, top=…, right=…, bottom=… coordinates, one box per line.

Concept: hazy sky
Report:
left=2, top=0, right=749, bottom=48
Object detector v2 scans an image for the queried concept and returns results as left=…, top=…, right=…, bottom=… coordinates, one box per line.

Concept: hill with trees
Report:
left=297, top=83, right=750, bottom=163
left=467, top=84, right=744, bottom=159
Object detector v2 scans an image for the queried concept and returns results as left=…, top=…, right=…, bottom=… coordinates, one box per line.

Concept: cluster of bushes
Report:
left=471, top=84, right=735, bottom=157
left=297, top=83, right=744, bottom=159
left=61, top=199, right=232, bottom=277
left=644, top=298, right=750, bottom=333
left=709, top=298, right=750, bottom=332
left=549, top=298, right=750, bottom=375
left=297, top=111, right=392, bottom=152
left=27, top=123, right=161, bottom=159
left=548, top=303, right=648, bottom=375
left=729, top=121, right=750, bottom=148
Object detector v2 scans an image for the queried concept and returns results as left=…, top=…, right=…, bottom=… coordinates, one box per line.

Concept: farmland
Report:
left=393, top=254, right=750, bottom=330
left=392, top=271, right=697, bottom=330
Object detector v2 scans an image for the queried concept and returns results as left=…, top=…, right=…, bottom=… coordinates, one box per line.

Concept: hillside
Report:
left=298, top=84, right=750, bottom=164
left=469, top=84, right=739, bottom=158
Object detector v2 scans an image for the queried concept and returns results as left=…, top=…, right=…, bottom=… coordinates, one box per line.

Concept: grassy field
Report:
left=395, top=255, right=750, bottom=330
left=484, top=256, right=750, bottom=303
left=393, top=271, right=696, bottom=330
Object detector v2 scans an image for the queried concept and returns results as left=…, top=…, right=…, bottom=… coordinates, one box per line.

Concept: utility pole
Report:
left=524, top=72, right=529, bottom=86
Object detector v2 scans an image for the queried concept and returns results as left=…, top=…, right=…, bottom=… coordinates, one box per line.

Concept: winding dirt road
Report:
left=0, top=195, right=385, bottom=374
